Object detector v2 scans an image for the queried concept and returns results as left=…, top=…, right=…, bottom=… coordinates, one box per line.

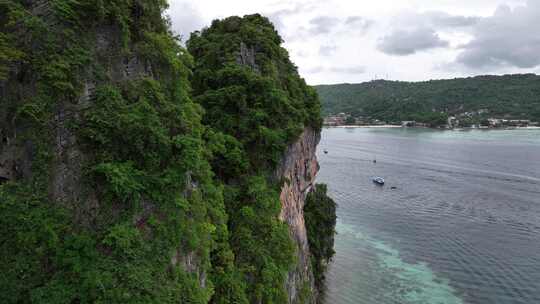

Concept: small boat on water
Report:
left=372, top=176, right=385, bottom=185
left=323, top=150, right=328, bottom=154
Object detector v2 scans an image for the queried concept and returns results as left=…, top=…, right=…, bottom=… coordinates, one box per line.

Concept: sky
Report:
left=166, top=0, right=540, bottom=85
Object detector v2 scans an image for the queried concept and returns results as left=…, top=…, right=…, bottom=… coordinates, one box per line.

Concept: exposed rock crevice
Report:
left=276, top=127, right=321, bottom=303
left=236, top=42, right=260, bottom=73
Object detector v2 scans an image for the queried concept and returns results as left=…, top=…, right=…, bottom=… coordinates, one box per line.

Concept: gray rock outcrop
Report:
left=276, top=127, right=321, bottom=303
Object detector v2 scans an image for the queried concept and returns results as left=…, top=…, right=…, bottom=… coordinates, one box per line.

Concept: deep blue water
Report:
left=317, top=128, right=540, bottom=304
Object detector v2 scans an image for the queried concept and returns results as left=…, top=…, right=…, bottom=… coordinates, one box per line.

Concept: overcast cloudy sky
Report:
left=167, top=0, right=540, bottom=85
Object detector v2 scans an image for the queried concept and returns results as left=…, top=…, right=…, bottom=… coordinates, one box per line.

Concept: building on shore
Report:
left=401, top=121, right=415, bottom=127
left=323, top=113, right=347, bottom=126
left=487, top=118, right=532, bottom=128
left=447, top=116, right=459, bottom=129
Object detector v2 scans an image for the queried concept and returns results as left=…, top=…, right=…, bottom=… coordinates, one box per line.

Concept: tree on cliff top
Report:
left=188, top=14, right=322, bottom=172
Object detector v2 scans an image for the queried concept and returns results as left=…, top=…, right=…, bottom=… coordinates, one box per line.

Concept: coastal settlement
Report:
left=324, top=112, right=540, bottom=129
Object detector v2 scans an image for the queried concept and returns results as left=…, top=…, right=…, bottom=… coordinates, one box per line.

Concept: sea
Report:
left=316, top=127, right=540, bottom=304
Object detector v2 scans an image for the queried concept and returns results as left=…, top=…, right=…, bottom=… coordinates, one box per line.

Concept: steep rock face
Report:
left=276, top=127, right=321, bottom=303
left=48, top=27, right=154, bottom=223
left=236, top=42, right=260, bottom=73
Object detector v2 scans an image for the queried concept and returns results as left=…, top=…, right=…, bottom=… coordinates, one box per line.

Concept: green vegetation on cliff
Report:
left=187, top=14, right=322, bottom=303
left=316, top=74, right=540, bottom=123
left=304, top=184, right=337, bottom=289
left=188, top=15, right=321, bottom=170
left=1, top=1, right=224, bottom=302
left=1, top=3, right=326, bottom=304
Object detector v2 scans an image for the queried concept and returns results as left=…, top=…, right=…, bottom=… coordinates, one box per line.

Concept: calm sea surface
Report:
left=317, top=128, right=540, bottom=304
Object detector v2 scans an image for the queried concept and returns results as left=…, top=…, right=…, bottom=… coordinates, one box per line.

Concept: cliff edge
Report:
left=277, top=128, right=321, bottom=303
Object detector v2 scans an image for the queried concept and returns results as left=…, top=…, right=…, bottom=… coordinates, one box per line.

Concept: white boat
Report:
left=372, top=176, right=385, bottom=185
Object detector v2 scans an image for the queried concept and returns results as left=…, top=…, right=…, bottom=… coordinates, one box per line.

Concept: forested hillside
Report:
left=0, top=2, right=332, bottom=303
left=316, top=74, right=540, bottom=122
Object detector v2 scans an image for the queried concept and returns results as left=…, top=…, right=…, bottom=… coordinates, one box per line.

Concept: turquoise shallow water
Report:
left=336, top=222, right=463, bottom=304
left=317, top=128, right=540, bottom=304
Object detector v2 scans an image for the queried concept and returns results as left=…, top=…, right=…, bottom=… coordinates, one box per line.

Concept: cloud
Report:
left=305, top=66, right=325, bottom=74
left=279, top=15, right=343, bottom=42
left=426, top=12, right=479, bottom=27
left=306, top=65, right=365, bottom=74
left=395, top=11, right=480, bottom=29
left=166, top=2, right=206, bottom=43
left=319, top=45, right=337, bottom=56
left=455, top=1, right=540, bottom=69
left=295, top=50, right=309, bottom=58
left=375, top=10, right=479, bottom=57
left=345, top=16, right=363, bottom=25
left=266, top=2, right=320, bottom=42
left=308, top=16, right=340, bottom=35
left=329, top=66, right=366, bottom=74
left=345, top=16, right=374, bottom=32
left=286, top=15, right=372, bottom=43
left=377, top=28, right=449, bottom=56
left=267, top=3, right=306, bottom=33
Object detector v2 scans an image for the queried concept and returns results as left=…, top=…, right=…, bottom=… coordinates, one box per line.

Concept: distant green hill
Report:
left=315, top=74, right=540, bottom=123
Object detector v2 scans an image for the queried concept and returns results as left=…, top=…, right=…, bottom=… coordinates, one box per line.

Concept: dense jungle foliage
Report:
left=304, top=184, right=337, bottom=289
left=1, top=0, right=226, bottom=303
left=188, top=14, right=322, bottom=171
left=1, top=2, right=328, bottom=304
left=187, top=14, right=322, bottom=303
left=316, top=74, right=540, bottom=123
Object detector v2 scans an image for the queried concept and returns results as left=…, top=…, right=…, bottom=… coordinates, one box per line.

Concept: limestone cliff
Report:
left=276, top=127, right=321, bottom=303
left=2, top=6, right=325, bottom=302
left=1, top=2, right=214, bottom=301
left=233, top=40, right=322, bottom=301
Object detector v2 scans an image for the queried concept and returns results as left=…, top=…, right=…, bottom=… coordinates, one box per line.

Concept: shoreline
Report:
left=325, top=125, right=540, bottom=130
left=327, top=125, right=402, bottom=128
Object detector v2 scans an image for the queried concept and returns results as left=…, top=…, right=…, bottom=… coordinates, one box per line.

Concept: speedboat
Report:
left=372, top=176, right=385, bottom=185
